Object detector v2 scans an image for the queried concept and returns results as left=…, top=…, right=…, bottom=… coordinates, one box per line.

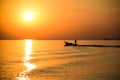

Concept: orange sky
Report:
left=0, top=0, right=120, bottom=39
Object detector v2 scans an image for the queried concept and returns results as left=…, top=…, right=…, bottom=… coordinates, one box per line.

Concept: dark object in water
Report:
left=64, top=41, right=120, bottom=48
left=104, top=38, right=120, bottom=40
left=78, top=45, right=120, bottom=48
left=64, top=41, right=78, bottom=46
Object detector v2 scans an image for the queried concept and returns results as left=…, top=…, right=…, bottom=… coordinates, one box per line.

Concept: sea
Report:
left=0, top=40, right=120, bottom=80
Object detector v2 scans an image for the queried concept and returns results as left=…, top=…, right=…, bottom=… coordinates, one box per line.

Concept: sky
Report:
left=0, top=0, right=120, bottom=40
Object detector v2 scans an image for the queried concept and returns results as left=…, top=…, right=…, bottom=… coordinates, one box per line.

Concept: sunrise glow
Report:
left=1, top=0, right=120, bottom=80
left=1, top=0, right=119, bottom=39
left=23, top=12, right=34, bottom=21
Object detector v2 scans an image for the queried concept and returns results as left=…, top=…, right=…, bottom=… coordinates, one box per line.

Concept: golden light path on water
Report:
left=17, top=40, right=36, bottom=80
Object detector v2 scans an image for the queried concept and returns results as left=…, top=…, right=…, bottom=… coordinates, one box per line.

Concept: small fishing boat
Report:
left=64, top=41, right=78, bottom=46
left=64, top=41, right=120, bottom=48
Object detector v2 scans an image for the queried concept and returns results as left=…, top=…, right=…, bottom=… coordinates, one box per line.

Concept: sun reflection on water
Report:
left=17, top=40, right=36, bottom=80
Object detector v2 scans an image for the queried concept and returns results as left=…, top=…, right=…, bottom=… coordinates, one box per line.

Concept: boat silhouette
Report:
left=64, top=41, right=120, bottom=48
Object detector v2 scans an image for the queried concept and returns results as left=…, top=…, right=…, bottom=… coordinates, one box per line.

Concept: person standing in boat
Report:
left=75, top=39, right=77, bottom=45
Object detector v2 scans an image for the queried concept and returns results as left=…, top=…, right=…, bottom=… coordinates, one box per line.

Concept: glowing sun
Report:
left=23, top=12, right=34, bottom=21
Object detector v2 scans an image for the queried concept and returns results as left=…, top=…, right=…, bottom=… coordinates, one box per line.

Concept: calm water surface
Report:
left=0, top=40, right=120, bottom=80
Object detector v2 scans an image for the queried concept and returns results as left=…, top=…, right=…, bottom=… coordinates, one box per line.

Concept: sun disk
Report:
left=23, top=12, right=34, bottom=21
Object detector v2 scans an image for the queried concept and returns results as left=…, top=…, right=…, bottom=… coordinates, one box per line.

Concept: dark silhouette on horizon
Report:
left=64, top=40, right=120, bottom=48
left=75, top=39, right=77, bottom=44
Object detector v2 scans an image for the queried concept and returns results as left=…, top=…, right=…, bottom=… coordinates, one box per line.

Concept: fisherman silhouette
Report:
left=75, top=40, right=77, bottom=44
